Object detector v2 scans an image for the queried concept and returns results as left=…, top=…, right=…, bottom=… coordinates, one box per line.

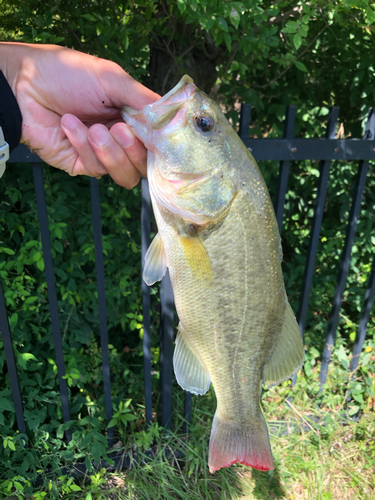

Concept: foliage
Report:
left=0, top=165, right=156, bottom=496
left=1, top=0, right=375, bottom=134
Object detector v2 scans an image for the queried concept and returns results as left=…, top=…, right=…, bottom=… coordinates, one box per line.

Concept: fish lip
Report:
left=121, top=75, right=196, bottom=145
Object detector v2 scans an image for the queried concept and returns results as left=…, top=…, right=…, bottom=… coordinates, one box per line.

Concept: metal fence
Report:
left=1, top=104, right=375, bottom=451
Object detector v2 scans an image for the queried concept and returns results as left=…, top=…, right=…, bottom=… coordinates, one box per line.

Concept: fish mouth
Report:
left=121, top=75, right=196, bottom=147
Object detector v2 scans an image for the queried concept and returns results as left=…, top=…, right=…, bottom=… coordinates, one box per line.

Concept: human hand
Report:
left=1, top=43, right=159, bottom=188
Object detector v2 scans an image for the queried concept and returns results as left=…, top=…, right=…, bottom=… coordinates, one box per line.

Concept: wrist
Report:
left=0, top=44, right=25, bottom=152
left=0, top=42, right=29, bottom=97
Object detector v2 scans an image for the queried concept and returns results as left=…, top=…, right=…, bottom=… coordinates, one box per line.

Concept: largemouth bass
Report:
left=122, top=76, right=304, bottom=473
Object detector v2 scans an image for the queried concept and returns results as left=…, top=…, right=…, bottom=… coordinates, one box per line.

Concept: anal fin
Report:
left=173, top=323, right=211, bottom=395
left=263, top=302, right=305, bottom=388
left=142, top=233, right=167, bottom=286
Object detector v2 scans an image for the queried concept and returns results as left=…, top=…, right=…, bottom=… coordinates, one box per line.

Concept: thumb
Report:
left=99, top=60, right=160, bottom=111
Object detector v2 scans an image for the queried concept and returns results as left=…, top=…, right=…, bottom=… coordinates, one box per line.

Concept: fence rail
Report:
left=1, top=105, right=375, bottom=455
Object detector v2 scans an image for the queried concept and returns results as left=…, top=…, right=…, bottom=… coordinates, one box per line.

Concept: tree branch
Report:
left=253, top=6, right=303, bottom=35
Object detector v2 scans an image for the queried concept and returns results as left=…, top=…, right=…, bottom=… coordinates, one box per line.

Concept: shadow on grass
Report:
left=250, top=466, right=286, bottom=499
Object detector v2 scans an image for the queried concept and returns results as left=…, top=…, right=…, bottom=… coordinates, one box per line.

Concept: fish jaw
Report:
left=121, top=75, right=196, bottom=151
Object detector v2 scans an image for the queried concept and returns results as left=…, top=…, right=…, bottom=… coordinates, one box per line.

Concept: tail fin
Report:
left=208, top=412, right=274, bottom=473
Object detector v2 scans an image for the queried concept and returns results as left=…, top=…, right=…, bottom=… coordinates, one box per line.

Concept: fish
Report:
left=121, top=76, right=304, bottom=473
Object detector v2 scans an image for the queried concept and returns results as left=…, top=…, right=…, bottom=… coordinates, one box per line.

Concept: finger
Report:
left=110, top=123, right=148, bottom=178
left=61, top=114, right=107, bottom=178
left=88, top=123, right=142, bottom=189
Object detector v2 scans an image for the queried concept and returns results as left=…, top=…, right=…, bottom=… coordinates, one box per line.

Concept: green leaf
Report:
left=8, top=440, right=16, bottom=451
left=348, top=405, right=360, bottom=416
left=80, top=433, right=93, bottom=449
left=229, top=8, right=240, bottom=29
left=25, top=296, right=38, bottom=304
left=68, top=278, right=77, bottom=293
left=224, top=33, right=232, bottom=52
left=20, top=352, right=38, bottom=363
left=176, top=0, right=186, bottom=14
left=96, top=22, right=103, bottom=36
left=366, top=6, right=375, bottom=24
left=304, top=360, right=312, bottom=377
left=60, top=450, right=75, bottom=461
left=13, top=481, right=23, bottom=491
left=70, top=484, right=82, bottom=492
left=81, top=14, right=96, bottom=22
left=79, top=415, right=95, bottom=425
left=0, top=397, right=14, bottom=412
left=295, top=61, right=307, bottom=72
left=121, top=414, right=137, bottom=423
left=216, top=16, right=229, bottom=32
left=36, top=258, right=45, bottom=272
left=0, top=247, right=15, bottom=255
left=293, top=33, right=302, bottom=50
left=91, top=441, right=102, bottom=464
left=54, top=240, right=63, bottom=253
left=107, top=418, right=117, bottom=428
left=352, top=393, right=364, bottom=404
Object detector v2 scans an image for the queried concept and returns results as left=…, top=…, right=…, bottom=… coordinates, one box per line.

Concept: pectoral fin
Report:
left=142, top=233, right=167, bottom=286
left=180, top=232, right=213, bottom=282
left=173, top=323, right=211, bottom=395
left=263, top=302, right=305, bottom=388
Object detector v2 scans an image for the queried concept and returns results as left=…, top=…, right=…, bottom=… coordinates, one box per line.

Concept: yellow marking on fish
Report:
left=180, top=236, right=213, bottom=282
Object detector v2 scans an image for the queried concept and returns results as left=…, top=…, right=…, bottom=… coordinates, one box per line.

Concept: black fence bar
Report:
left=90, top=178, right=113, bottom=447
left=0, top=284, right=27, bottom=437
left=32, top=163, right=72, bottom=441
left=239, top=103, right=251, bottom=140
left=319, top=108, right=375, bottom=388
left=349, top=252, right=375, bottom=373
left=275, top=106, right=296, bottom=234
left=8, top=144, right=41, bottom=164
left=243, top=138, right=375, bottom=161
left=141, top=178, right=153, bottom=427
left=297, top=107, right=340, bottom=336
left=159, top=271, right=174, bottom=430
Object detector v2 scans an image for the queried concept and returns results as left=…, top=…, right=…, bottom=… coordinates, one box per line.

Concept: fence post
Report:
left=160, top=271, right=174, bottom=430
left=297, top=107, right=340, bottom=336
left=33, top=163, right=72, bottom=441
left=141, top=178, right=153, bottom=427
left=319, top=108, right=375, bottom=388
left=0, top=284, right=27, bottom=438
left=275, top=106, right=296, bottom=234
left=349, top=252, right=375, bottom=373
left=90, top=178, right=113, bottom=447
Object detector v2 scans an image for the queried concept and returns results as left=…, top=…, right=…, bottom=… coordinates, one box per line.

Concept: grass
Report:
left=58, top=352, right=375, bottom=500
left=6, top=347, right=375, bottom=499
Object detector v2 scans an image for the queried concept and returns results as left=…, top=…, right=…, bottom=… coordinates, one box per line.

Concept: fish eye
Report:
left=195, top=115, right=214, bottom=132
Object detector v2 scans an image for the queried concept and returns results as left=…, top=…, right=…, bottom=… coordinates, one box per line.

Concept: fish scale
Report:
left=122, top=75, right=304, bottom=473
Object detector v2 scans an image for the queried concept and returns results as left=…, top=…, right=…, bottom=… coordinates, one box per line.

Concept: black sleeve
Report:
left=0, top=70, right=22, bottom=153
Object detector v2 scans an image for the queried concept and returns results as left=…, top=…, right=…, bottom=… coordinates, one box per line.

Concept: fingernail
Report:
left=90, top=126, right=110, bottom=147
left=114, top=126, right=135, bottom=148
left=63, top=115, right=79, bottom=130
